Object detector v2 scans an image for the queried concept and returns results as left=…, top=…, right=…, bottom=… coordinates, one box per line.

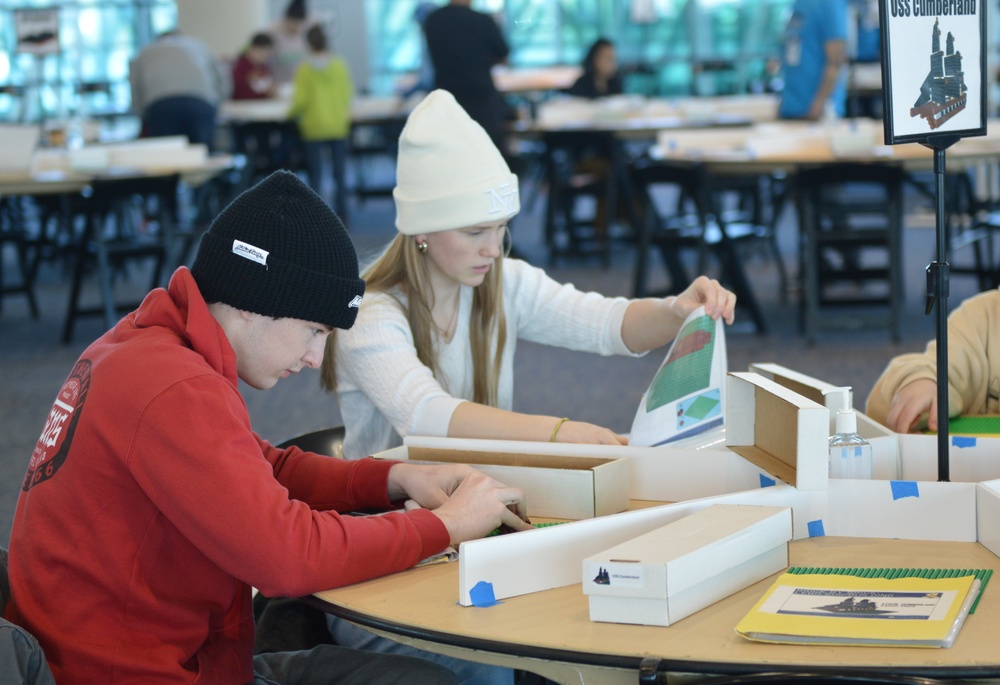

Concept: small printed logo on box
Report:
left=592, top=562, right=645, bottom=587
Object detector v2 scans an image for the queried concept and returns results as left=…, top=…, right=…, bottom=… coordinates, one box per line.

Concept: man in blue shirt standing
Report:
left=779, top=0, right=848, bottom=119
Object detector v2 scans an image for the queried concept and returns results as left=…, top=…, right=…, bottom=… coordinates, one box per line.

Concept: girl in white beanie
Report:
left=322, top=90, right=737, bottom=461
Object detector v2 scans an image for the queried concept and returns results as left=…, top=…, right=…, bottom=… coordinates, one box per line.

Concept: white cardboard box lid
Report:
left=582, top=504, right=791, bottom=599
left=587, top=544, right=788, bottom=627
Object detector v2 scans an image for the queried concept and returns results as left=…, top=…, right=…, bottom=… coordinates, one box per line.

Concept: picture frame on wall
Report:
left=14, top=9, right=60, bottom=56
left=877, top=0, right=986, bottom=145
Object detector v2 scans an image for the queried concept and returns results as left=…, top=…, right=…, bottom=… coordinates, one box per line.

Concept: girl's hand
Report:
left=553, top=420, right=628, bottom=446
left=673, top=276, right=737, bottom=324
left=885, top=379, right=938, bottom=433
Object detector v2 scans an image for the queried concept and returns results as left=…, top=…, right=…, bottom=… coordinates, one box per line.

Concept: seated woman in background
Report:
left=867, top=288, right=1000, bottom=433
left=321, top=89, right=736, bottom=461
left=566, top=37, right=623, bottom=99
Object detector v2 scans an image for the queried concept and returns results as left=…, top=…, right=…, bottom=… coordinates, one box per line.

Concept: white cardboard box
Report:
left=898, top=433, right=1000, bottom=483
left=582, top=504, right=792, bottom=626
left=977, top=479, right=1000, bottom=558
left=375, top=440, right=629, bottom=519
left=405, top=435, right=769, bottom=504
left=48, top=137, right=208, bottom=173
left=726, top=372, right=829, bottom=490
left=749, top=362, right=900, bottom=479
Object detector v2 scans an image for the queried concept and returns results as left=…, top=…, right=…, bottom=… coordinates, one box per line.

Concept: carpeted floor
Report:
left=0, top=168, right=983, bottom=546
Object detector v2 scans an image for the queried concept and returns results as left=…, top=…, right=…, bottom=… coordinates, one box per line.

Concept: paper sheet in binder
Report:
left=630, top=307, right=727, bottom=447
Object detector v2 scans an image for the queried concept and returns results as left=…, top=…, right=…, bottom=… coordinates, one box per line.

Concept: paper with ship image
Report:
left=735, top=571, right=982, bottom=648
left=629, top=306, right=726, bottom=446
left=879, top=0, right=986, bottom=143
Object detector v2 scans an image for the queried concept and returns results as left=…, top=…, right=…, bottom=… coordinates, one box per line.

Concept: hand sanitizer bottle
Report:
left=824, top=387, right=872, bottom=479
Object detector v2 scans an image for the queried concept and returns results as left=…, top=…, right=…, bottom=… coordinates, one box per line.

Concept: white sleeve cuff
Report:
left=408, top=395, right=466, bottom=438
left=608, top=299, right=646, bottom=357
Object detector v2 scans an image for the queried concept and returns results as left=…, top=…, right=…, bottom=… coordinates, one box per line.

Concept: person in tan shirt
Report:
left=866, top=288, right=1000, bottom=432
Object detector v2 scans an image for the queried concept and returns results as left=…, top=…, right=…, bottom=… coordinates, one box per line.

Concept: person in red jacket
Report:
left=5, top=170, right=529, bottom=685
left=232, top=32, right=277, bottom=100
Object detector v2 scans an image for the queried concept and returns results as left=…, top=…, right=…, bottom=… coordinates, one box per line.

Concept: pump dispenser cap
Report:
left=823, top=386, right=857, bottom=435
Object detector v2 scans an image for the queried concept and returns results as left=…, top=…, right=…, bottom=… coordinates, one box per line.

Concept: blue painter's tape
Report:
left=469, top=581, right=501, bottom=607
left=759, top=474, right=776, bottom=488
left=952, top=436, right=977, bottom=448
left=890, top=480, right=920, bottom=500
left=807, top=520, right=825, bottom=537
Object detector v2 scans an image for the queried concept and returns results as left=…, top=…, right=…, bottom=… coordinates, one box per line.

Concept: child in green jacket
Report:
left=288, top=24, right=353, bottom=221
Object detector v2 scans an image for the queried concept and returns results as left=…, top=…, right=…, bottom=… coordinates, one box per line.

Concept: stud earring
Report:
left=417, top=240, right=428, bottom=254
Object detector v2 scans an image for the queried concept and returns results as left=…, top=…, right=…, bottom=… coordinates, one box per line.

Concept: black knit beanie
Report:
left=191, top=170, right=364, bottom=329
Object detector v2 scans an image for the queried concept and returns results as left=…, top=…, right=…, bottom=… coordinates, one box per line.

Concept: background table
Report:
left=646, top=120, right=1000, bottom=339
left=0, top=150, right=236, bottom=340
left=652, top=119, right=1000, bottom=174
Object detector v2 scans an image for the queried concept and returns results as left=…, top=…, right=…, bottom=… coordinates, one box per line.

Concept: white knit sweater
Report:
left=335, top=258, right=636, bottom=459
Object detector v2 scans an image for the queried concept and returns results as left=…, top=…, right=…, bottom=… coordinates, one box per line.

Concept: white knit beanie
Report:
left=394, top=90, right=519, bottom=235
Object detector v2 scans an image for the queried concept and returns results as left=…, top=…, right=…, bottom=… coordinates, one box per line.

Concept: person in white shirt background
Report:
left=321, top=89, right=737, bottom=463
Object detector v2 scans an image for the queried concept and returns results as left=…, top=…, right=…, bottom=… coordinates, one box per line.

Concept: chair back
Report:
left=61, top=172, right=183, bottom=342
left=85, top=173, right=181, bottom=226
left=628, top=156, right=709, bottom=296
left=627, top=155, right=772, bottom=331
left=630, top=156, right=709, bottom=221
left=276, top=426, right=346, bottom=458
left=796, top=163, right=905, bottom=222
left=541, top=130, right=621, bottom=189
left=794, top=162, right=906, bottom=342
left=541, top=129, right=627, bottom=265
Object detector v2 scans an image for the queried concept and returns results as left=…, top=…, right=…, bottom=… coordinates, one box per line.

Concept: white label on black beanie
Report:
left=232, top=239, right=269, bottom=267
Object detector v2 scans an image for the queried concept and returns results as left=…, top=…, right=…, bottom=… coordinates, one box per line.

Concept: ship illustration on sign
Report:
left=910, top=18, right=968, bottom=129
left=816, top=597, right=894, bottom=615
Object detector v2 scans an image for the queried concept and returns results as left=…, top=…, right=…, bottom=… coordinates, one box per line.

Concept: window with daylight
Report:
left=363, top=0, right=794, bottom=98
left=0, top=0, right=175, bottom=122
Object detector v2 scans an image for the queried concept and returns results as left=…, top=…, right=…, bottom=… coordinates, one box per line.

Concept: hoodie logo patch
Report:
left=348, top=295, right=363, bottom=308
left=24, top=359, right=92, bottom=491
left=232, top=239, right=269, bottom=266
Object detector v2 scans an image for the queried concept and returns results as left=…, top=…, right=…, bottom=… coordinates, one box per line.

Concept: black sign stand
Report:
left=878, top=0, right=986, bottom=482
left=921, top=134, right=959, bottom=481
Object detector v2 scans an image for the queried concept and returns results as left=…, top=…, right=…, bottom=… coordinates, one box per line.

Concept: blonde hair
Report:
left=320, top=233, right=508, bottom=406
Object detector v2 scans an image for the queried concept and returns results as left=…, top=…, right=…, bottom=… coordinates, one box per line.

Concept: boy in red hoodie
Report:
left=5, top=170, right=529, bottom=685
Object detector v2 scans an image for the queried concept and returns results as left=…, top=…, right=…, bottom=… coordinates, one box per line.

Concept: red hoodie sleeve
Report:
left=260, top=437, right=395, bottom=511
left=126, top=374, right=450, bottom=597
